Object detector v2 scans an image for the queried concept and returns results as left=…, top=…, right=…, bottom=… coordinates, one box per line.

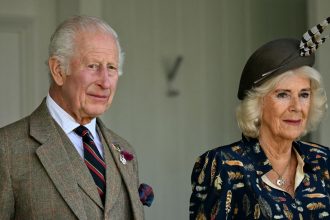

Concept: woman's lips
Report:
left=283, top=119, right=302, bottom=125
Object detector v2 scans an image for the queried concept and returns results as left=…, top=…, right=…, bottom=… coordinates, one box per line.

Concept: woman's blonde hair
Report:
left=236, top=66, right=327, bottom=138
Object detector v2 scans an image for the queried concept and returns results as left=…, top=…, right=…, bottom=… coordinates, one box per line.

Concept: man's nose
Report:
left=98, top=67, right=111, bottom=88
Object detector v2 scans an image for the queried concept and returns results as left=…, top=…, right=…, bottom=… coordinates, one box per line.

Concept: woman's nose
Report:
left=290, top=96, right=302, bottom=112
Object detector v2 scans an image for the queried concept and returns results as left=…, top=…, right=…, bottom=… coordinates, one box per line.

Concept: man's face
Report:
left=57, top=31, right=119, bottom=124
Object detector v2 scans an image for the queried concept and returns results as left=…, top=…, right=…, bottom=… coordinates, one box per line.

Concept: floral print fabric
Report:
left=189, top=136, right=330, bottom=219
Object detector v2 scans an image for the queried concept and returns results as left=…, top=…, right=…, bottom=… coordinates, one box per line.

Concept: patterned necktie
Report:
left=74, top=125, right=106, bottom=204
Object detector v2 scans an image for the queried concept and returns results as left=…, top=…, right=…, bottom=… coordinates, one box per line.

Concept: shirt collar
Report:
left=292, top=140, right=324, bottom=173
left=46, top=94, right=97, bottom=137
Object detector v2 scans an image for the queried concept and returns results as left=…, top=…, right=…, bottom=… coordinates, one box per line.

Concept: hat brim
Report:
left=253, top=53, right=315, bottom=87
left=237, top=38, right=315, bottom=100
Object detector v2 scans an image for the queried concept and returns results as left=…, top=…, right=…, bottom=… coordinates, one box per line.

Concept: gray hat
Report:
left=237, top=17, right=330, bottom=100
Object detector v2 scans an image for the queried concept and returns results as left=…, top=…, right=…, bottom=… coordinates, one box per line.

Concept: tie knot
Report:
left=74, top=125, right=90, bottom=137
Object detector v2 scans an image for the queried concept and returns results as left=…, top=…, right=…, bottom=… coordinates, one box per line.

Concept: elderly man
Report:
left=0, top=16, right=145, bottom=219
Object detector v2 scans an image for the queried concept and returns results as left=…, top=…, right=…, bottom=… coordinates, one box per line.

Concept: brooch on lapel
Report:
left=112, top=143, right=134, bottom=165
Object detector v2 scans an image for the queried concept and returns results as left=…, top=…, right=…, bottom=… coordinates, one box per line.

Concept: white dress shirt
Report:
left=46, top=94, right=104, bottom=158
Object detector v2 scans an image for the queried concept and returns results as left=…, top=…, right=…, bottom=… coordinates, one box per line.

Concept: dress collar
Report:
left=241, top=135, right=318, bottom=177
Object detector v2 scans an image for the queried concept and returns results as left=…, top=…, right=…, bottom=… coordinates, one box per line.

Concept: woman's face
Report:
left=260, top=74, right=311, bottom=142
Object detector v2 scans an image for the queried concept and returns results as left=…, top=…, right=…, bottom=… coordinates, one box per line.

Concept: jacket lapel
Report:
left=97, top=119, right=143, bottom=219
left=30, top=100, right=87, bottom=220
left=98, top=129, right=121, bottom=212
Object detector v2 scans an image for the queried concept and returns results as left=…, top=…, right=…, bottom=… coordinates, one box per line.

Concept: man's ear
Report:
left=49, top=57, right=66, bottom=86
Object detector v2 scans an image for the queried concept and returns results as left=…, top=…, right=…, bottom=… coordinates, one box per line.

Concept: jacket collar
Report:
left=30, top=99, right=88, bottom=220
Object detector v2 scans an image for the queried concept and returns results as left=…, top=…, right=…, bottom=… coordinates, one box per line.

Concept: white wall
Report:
left=0, top=0, right=55, bottom=126
left=100, top=1, right=309, bottom=219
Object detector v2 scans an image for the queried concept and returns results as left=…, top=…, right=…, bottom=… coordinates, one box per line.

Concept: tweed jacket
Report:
left=0, top=100, right=144, bottom=220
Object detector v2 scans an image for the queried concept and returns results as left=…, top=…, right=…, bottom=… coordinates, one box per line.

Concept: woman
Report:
left=190, top=17, right=330, bottom=220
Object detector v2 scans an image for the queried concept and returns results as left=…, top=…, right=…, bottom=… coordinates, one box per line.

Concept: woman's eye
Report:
left=276, top=92, right=288, bottom=98
left=300, top=92, right=310, bottom=99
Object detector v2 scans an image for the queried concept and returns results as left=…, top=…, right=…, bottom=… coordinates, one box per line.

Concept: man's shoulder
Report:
left=96, top=119, right=135, bottom=152
left=0, top=116, right=29, bottom=134
left=107, top=127, right=131, bottom=146
left=0, top=99, right=48, bottom=141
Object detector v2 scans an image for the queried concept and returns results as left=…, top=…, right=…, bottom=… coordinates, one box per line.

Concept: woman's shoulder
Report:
left=191, top=140, right=247, bottom=189
left=195, top=139, right=247, bottom=166
left=298, top=140, right=330, bottom=156
left=296, top=141, right=330, bottom=169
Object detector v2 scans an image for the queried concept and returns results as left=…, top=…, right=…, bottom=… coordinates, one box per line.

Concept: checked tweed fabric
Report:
left=74, top=125, right=106, bottom=204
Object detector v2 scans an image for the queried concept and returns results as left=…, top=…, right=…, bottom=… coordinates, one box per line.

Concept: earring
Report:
left=254, top=118, right=260, bottom=126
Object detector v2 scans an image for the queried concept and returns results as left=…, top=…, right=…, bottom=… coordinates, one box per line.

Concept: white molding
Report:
left=0, top=16, right=35, bottom=117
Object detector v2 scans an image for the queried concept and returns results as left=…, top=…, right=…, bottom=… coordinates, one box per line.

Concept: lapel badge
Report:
left=120, top=154, right=127, bottom=164
left=112, top=143, right=134, bottom=165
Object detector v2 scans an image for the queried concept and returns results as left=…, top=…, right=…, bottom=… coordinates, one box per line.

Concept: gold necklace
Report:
left=272, top=160, right=291, bottom=187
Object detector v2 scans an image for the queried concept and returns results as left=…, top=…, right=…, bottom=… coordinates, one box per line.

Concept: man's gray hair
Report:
left=48, top=15, right=124, bottom=76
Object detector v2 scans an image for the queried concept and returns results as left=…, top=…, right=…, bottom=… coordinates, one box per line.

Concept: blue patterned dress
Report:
left=189, top=136, right=330, bottom=219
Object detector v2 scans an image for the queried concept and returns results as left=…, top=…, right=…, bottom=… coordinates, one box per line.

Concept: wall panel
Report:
left=0, top=17, right=35, bottom=127
left=102, top=1, right=308, bottom=219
